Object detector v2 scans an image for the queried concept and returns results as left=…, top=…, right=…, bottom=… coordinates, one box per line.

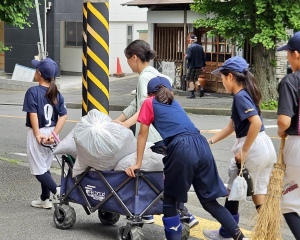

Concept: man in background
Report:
left=185, top=35, right=206, bottom=99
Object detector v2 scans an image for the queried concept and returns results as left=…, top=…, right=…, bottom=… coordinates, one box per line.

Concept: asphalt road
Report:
left=0, top=105, right=294, bottom=239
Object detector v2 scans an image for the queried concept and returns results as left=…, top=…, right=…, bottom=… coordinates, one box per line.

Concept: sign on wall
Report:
left=161, top=61, right=175, bottom=85
left=11, top=64, right=35, bottom=82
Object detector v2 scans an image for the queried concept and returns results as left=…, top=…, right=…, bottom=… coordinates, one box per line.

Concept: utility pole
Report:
left=82, top=0, right=109, bottom=116
left=34, top=0, right=46, bottom=59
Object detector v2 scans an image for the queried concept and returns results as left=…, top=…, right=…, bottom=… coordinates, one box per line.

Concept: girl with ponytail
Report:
left=23, top=57, right=67, bottom=209
left=203, top=56, right=276, bottom=240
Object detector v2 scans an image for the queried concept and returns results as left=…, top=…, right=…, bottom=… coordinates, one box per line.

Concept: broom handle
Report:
left=278, top=137, right=286, bottom=165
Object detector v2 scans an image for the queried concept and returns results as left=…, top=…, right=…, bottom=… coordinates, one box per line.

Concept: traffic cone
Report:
left=113, top=57, right=125, bottom=77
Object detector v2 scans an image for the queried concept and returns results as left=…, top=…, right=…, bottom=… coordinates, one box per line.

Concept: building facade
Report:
left=3, top=0, right=148, bottom=75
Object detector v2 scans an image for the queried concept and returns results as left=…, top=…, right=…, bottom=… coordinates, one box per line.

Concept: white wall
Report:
left=148, top=10, right=202, bottom=24
left=60, top=0, right=148, bottom=74
left=60, top=22, right=82, bottom=73
left=109, top=0, right=148, bottom=74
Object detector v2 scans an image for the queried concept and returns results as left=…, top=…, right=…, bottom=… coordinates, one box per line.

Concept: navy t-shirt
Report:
left=231, top=89, right=264, bottom=138
left=277, top=72, right=300, bottom=135
left=23, top=85, right=67, bottom=128
left=138, top=97, right=199, bottom=146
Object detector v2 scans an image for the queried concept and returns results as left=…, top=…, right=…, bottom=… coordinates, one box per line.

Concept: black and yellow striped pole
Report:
left=82, top=0, right=109, bottom=116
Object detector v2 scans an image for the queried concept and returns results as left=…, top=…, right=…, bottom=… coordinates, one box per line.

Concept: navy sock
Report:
left=163, top=194, right=178, bottom=217
left=36, top=171, right=57, bottom=200
left=224, top=198, right=239, bottom=215
left=201, top=200, right=244, bottom=240
left=284, top=212, right=300, bottom=239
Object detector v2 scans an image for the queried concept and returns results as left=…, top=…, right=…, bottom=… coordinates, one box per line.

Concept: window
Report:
left=127, top=25, right=133, bottom=46
left=65, top=22, right=82, bottom=47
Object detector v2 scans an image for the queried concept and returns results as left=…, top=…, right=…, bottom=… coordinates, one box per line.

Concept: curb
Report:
left=65, top=102, right=277, bottom=119
left=0, top=102, right=278, bottom=119
left=0, top=102, right=277, bottom=118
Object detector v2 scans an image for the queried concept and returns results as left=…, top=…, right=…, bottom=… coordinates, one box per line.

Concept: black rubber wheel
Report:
left=53, top=204, right=76, bottom=229
left=117, top=226, right=144, bottom=240
left=98, top=210, right=120, bottom=225
left=181, top=222, right=190, bottom=240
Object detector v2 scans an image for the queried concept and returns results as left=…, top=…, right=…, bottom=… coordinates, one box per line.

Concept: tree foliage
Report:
left=0, top=0, right=35, bottom=52
left=191, top=0, right=300, bottom=102
left=0, top=0, right=34, bottom=28
left=191, top=0, right=300, bottom=49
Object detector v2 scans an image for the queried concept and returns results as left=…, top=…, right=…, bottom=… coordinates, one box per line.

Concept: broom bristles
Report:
left=251, top=163, right=286, bottom=240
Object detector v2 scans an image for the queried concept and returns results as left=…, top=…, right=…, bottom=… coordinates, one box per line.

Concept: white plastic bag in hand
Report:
left=228, top=175, right=247, bottom=201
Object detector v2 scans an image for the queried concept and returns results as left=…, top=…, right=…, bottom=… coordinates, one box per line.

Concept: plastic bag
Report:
left=52, top=128, right=77, bottom=159
left=73, top=109, right=137, bottom=176
left=228, top=175, right=247, bottom=201
left=114, top=142, right=164, bottom=171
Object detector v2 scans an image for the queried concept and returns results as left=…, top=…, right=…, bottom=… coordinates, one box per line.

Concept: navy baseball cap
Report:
left=211, top=56, right=249, bottom=77
left=147, top=76, right=172, bottom=94
left=190, top=35, right=197, bottom=40
left=32, top=57, right=59, bottom=80
left=277, top=31, right=300, bottom=52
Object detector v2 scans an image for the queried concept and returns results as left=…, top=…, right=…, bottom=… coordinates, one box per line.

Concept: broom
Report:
left=251, top=137, right=286, bottom=240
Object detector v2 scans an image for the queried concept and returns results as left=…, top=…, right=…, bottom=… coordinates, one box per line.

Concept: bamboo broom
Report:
left=251, top=137, right=286, bottom=240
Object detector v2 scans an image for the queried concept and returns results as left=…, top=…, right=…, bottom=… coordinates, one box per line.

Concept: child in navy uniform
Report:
left=203, top=56, right=276, bottom=240
left=125, top=76, right=248, bottom=240
left=23, top=57, right=67, bottom=209
left=115, top=40, right=198, bottom=227
left=276, top=31, right=300, bottom=239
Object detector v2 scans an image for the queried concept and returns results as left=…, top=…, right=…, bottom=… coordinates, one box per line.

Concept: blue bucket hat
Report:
left=147, top=76, right=172, bottom=94
left=211, top=56, right=249, bottom=77
left=32, top=57, right=59, bottom=80
left=277, top=31, right=300, bottom=52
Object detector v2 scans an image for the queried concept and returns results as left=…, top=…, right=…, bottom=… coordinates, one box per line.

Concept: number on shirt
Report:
left=44, top=104, right=53, bottom=127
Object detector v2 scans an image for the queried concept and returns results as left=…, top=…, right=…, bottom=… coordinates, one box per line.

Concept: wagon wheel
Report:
left=117, top=226, right=144, bottom=240
left=98, top=210, right=120, bottom=225
left=53, top=204, right=76, bottom=229
left=181, top=222, right=190, bottom=240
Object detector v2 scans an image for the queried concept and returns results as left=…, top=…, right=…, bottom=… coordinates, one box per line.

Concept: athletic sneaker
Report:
left=31, top=198, right=52, bottom=209
left=202, top=229, right=231, bottom=240
left=142, top=215, right=155, bottom=224
left=187, top=213, right=199, bottom=228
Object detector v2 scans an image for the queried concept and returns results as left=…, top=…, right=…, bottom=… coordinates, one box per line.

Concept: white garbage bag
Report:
left=52, top=128, right=77, bottom=159
left=73, top=109, right=137, bottom=176
left=114, top=142, right=164, bottom=171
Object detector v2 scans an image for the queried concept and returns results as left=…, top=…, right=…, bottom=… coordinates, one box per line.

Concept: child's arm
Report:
left=277, top=114, right=291, bottom=138
left=235, top=115, right=261, bottom=163
left=208, top=119, right=234, bottom=144
left=29, top=112, right=46, bottom=144
left=47, top=115, right=68, bottom=143
left=125, top=123, right=149, bottom=177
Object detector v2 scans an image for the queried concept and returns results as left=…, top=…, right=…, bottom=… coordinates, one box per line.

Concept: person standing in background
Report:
left=185, top=35, right=206, bottom=99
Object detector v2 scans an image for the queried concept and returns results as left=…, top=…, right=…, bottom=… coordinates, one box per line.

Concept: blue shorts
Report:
left=164, top=132, right=227, bottom=203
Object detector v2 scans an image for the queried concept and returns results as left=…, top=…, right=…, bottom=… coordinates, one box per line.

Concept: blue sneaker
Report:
left=142, top=215, right=155, bottom=224
left=187, top=213, right=199, bottom=228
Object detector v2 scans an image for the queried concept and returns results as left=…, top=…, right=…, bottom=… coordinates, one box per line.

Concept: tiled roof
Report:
left=123, top=0, right=194, bottom=6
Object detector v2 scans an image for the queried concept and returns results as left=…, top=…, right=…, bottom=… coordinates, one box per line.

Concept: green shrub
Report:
left=260, top=99, right=278, bottom=110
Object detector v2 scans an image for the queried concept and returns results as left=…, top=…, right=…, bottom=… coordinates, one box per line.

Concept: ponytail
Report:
left=154, top=86, right=174, bottom=104
left=46, top=78, right=59, bottom=105
left=220, top=69, right=262, bottom=115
